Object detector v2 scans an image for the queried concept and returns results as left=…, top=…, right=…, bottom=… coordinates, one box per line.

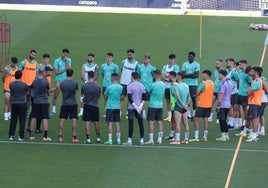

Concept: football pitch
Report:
left=0, top=10, right=268, bottom=188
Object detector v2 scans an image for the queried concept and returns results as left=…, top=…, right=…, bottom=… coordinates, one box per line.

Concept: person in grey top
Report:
left=81, top=71, right=101, bottom=144
left=28, top=70, right=51, bottom=141
left=58, top=69, right=79, bottom=143
left=8, top=70, right=28, bottom=141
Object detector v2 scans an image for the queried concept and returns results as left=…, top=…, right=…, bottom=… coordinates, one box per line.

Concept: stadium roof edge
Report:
left=0, top=3, right=263, bottom=17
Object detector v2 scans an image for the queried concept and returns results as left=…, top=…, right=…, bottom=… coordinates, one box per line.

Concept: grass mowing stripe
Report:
left=1, top=139, right=268, bottom=153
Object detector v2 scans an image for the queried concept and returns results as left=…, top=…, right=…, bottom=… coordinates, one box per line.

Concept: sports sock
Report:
left=203, top=130, right=208, bottom=138
left=192, top=110, right=196, bottom=117
left=86, top=134, right=90, bottom=139
left=169, top=130, right=175, bottom=137
left=209, top=113, right=213, bottom=119
left=184, top=132, right=189, bottom=141
left=108, top=134, right=112, bottom=141
left=260, top=126, right=265, bottom=133
left=58, top=135, right=62, bottom=138
left=158, top=132, right=163, bottom=140
left=116, top=132, right=121, bottom=140
left=233, top=118, right=238, bottom=129
left=221, top=132, right=226, bottom=138
left=243, top=126, right=248, bottom=133
left=228, top=117, right=233, bottom=126
left=73, top=135, right=77, bottom=139
left=149, top=133, right=153, bottom=141
left=44, top=131, right=48, bottom=138
left=96, top=133, right=100, bottom=138
left=8, top=112, right=10, bottom=117
left=238, top=118, right=242, bottom=126
left=52, top=106, right=56, bottom=113
left=187, top=109, right=192, bottom=118
left=142, top=110, right=146, bottom=117
left=4, top=112, right=8, bottom=118
left=194, top=130, right=199, bottom=139
left=175, top=133, right=180, bottom=141
left=79, top=108, right=83, bottom=114
left=243, top=119, right=246, bottom=126
left=30, top=131, right=34, bottom=137
left=168, top=111, right=172, bottom=118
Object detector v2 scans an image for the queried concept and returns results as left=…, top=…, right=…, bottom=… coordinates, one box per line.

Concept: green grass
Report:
left=0, top=10, right=268, bottom=188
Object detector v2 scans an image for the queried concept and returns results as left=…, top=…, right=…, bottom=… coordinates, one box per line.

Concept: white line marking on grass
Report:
left=1, top=140, right=268, bottom=153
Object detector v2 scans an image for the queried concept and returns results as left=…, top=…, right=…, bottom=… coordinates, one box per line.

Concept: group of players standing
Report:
left=2, top=48, right=267, bottom=144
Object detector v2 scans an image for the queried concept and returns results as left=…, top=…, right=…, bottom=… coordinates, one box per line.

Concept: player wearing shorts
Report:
left=82, top=71, right=101, bottom=144
left=123, top=72, right=146, bottom=145
left=101, top=52, right=119, bottom=117
left=235, top=60, right=252, bottom=127
left=216, top=70, right=232, bottom=141
left=181, top=51, right=200, bottom=120
left=50, top=48, right=71, bottom=117
left=57, top=69, right=79, bottom=143
left=226, top=58, right=240, bottom=129
left=2, top=57, right=18, bottom=121
left=190, top=70, right=214, bottom=142
left=137, top=53, right=156, bottom=119
left=120, top=49, right=139, bottom=118
left=257, top=76, right=268, bottom=136
left=28, top=70, right=51, bottom=141
left=145, top=70, right=165, bottom=145
left=78, top=53, right=98, bottom=116
left=169, top=72, right=190, bottom=145
left=161, top=54, right=179, bottom=122
left=209, top=59, right=222, bottom=122
left=104, top=73, right=123, bottom=145
left=242, top=67, right=263, bottom=142
left=8, top=70, right=28, bottom=141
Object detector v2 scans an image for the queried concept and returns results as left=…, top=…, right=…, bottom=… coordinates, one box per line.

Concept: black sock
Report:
left=86, top=134, right=90, bottom=139
left=44, top=131, right=48, bottom=138
left=30, top=131, right=34, bottom=137
left=96, top=133, right=100, bottom=138
left=58, top=135, right=62, bottom=138
left=73, top=135, right=77, bottom=139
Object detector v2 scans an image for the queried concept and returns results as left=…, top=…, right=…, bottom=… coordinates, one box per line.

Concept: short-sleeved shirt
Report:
left=101, top=62, right=119, bottom=87
left=171, top=82, right=189, bottom=108
left=82, top=81, right=101, bottom=107
left=138, top=63, right=156, bottom=91
left=214, top=69, right=222, bottom=93
left=19, top=59, right=40, bottom=71
left=54, top=57, right=72, bottom=82
left=219, top=80, right=232, bottom=108
left=127, top=81, right=146, bottom=110
left=120, top=59, right=139, bottom=85
left=60, top=79, right=78, bottom=105
left=227, top=68, right=239, bottom=94
left=9, top=80, right=28, bottom=104
left=148, top=81, right=165, bottom=108
left=181, top=61, right=200, bottom=86
left=31, top=77, right=50, bottom=104
left=82, top=62, right=98, bottom=82
left=238, top=70, right=252, bottom=96
left=161, top=63, right=180, bottom=88
left=105, top=83, right=123, bottom=109
left=261, top=77, right=268, bottom=102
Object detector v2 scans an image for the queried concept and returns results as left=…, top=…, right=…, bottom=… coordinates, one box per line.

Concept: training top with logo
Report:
left=105, top=83, right=123, bottom=110
left=197, top=80, right=214, bottom=108
left=120, top=59, right=139, bottom=85
left=19, top=59, right=39, bottom=86
left=82, top=82, right=101, bottom=107
left=171, top=82, right=189, bottom=108
left=9, top=81, right=28, bottom=104
left=248, top=79, right=262, bottom=106
left=127, top=81, right=146, bottom=110
left=148, top=80, right=165, bottom=108
left=214, top=69, right=222, bottom=93
left=101, top=62, right=119, bottom=87
left=31, top=77, right=50, bottom=104
left=60, top=79, right=78, bottom=105
left=238, top=69, right=252, bottom=96
left=82, top=62, right=98, bottom=82
left=181, top=61, right=200, bottom=86
left=4, top=64, right=18, bottom=92
left=54, top=57, right=72, bottom=82
left=138, top=63, right=156, bottom=91
left=226, top=68, right=239, bottom=95
left=219, top=80, right=232, bottom=108
left=161, top=64, right=179, bottom=88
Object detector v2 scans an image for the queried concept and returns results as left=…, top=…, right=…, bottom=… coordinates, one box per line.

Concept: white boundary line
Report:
left=1, top=140, right=268, bottom=153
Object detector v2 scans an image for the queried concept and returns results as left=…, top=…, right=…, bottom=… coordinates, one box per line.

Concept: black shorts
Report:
left=59, top=105, right=78, bottom=119
left=83, top=104, right=99, bottom=122
left=121, top=84, right=127, bottom=96
left=128, top=109, right=142, bottom=119
left=231, top=93, right=238, bottom=106
left=31, top=103, right=49, bottom=119
left=213, top=92, right=218, bottom=100
left=164, top=88, right=170, bottom=100
left=174, top=106, right=187, bottom=114
left=27, top=86, right=32, bottom=100
left=147, top=108, right=163, bottom=121
left=102, top=87, right=106, bottom=95
left=236, top=95, right=248, bottom=106
left=260, top=102, right=267, bottom=116
left=248, top=104, right=261, bottom=119
left=106, top=109, right=120, bottom=122
left=194, top=107, right=211, bottom=118
left=144, top=91, right=151, bottom=101
left=189, top=86, right=197, bottom=99
left=218, top=108, right=230, bottom=120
